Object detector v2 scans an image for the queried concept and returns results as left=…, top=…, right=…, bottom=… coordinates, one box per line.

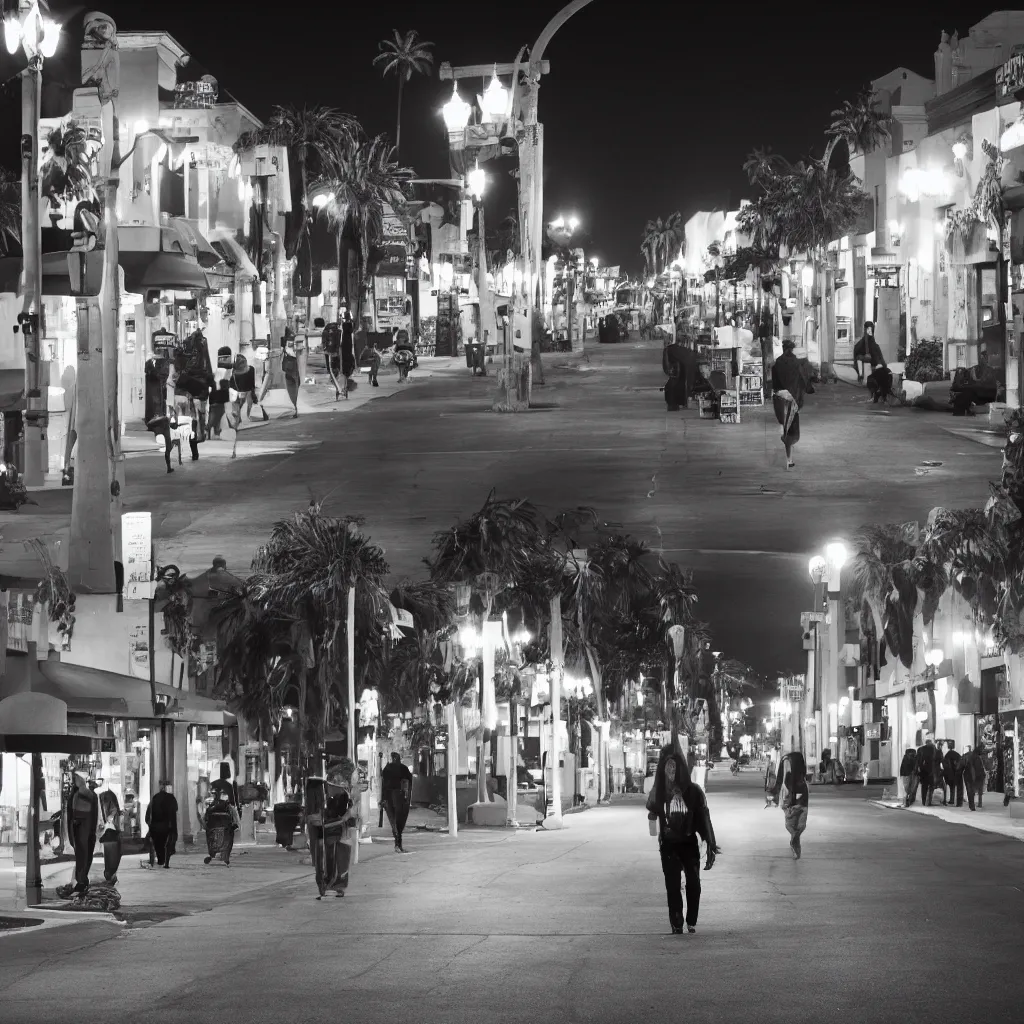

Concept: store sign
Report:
left=122, top=512, right=152, bottom=600
left=128, top=623, right=149, bottom=679
left=997, top=52, right=1024, bottom=98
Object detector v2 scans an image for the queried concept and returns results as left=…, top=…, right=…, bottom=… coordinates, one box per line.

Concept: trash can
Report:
left=273, top=802, right=302, bottom=849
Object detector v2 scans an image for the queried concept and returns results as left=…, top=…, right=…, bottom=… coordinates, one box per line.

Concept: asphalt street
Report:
left=18, top=339, right=1000, bottom=672
left=2, top=771, right=1022, bottom=1024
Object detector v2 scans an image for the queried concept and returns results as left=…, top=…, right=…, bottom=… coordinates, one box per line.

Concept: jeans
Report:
left=150, top=826, right=176, bottom=866
left=71, top=818, right=95, bottom=890
left=919, top=773, right=935, bottom=807
left=947, top=776, right=964, bottom=807
left=903, top=774, right=920, bottom=806
left=965, top=777, right=984, bottom=810
left=784, top=806, right=807, bottom=852
left=101, top=835, right=122, bottom=882
left=659, top=839, right=701, bottom=928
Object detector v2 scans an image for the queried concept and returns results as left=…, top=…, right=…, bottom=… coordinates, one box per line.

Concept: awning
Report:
left=206, top=229, right=259, bottom=280
left=37, top=656, right=234, bottom=726
left=120, top=252, right=209, bottom=293
left=167, top=218, right=222, bottom=269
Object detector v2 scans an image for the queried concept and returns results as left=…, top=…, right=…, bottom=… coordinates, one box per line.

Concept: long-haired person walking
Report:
left=769, top=751, right=809, bottom=858
left=646, top=746, right=719, bottom=934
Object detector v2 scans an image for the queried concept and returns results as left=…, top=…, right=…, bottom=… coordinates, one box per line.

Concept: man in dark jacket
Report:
left=852, top=321, right=884, bottom=382
left=899, top=748, right=919, bottom=806
left=916, top=740, right=938, bottom=806
left=962, top=744, right=987, bottom=810
left=146, top=780, right=179, bottom=868
left=381, top=753, right=414, bottom=853
left=942, top=741, right=963, bottom=807
left=662, top=339, right=699, bottom=411
left=65, top=772, right=99, bottom=894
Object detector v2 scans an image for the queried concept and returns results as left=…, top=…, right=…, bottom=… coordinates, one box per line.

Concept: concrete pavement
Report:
left=1, top=340, right=1000, bottom=671
left=2, top=772, right=1023, bottom=1023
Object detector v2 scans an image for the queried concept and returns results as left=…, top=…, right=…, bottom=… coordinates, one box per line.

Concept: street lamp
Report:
left=442, top=81, right=472, bottom=134
left=8, top=0, right=62, bottom=486
left=466, top=163, right=488, bottom=359
left=478, top=67, right=509, bottom=124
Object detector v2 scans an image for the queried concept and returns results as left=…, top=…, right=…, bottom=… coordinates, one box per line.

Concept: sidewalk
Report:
left=873, top=796, right=1024, bottom=841
left=834, top=359, right=1008, bottom=449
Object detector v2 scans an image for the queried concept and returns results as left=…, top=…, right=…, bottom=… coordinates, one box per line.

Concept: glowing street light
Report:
left=478, top=67, right=509, bottom=123
left=5, top=1, right=60, bottom=59
left=466, top=162, right=486, bottom=202
left=442, top=81, right=472, bottom=133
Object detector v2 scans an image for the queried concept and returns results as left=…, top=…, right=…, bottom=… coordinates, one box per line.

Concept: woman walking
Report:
left=146, top=780, right=178, bottom=869
left=771, top=339, right=807, bottom=468
left=98, top=789, right=123, bottom=885
left=305, top=776, right=355, bottom=899
left=645, top=746, right=719, bottom=934
left=203, top=789, right=239, bottom=866
left=769, top=751, right=809, bottom=858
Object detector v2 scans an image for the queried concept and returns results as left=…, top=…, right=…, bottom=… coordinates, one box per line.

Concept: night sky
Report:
left=8, top=1, right=1009, bottom=271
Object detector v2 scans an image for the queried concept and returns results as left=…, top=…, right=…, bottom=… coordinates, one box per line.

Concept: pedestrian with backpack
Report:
left=769, top=751, right=809, bottom=859
left=646, top=745, right=719, bottom=935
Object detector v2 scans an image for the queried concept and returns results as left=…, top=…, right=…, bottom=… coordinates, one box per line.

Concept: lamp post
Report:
left=7, top=0, right=60, bottom=486
left=466, top=163, right=488, bottom=363
left=564, top=674, right=593, bottom=804
left=548, top=215, right=582, bottom=351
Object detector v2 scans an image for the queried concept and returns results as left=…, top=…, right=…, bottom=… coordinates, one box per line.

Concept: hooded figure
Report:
left=769, top=751, right=809, bottom=859
left=645, top=745, right=718, bottom=934
left=662, top=340, right=699, bottom=411
left=771, top=340, right=806, bottom=468
left=853, top=321, right=884, bottom=382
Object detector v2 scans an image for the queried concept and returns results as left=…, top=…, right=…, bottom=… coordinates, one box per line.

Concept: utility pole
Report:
left=18, top=16, right=44, bottom=486
left=439, top=0, right=596, bottom=371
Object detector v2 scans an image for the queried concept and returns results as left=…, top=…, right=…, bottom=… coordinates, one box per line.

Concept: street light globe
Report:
left=590, top=256, right=599, bottom=267
left=466, top=164, right=486, bottom=202
left=952, top=141, right=967, bottom=160
left=825, top=541, right=848, bottom=570
left=568, top=216, right=580, bottom=231
left=927, top=648, right=945, bottom=667
left=442, top=82, right=472, bottom=132
left=550, top=215, right=565, bottom=231
left=4, top=18, right=20, bottom=54
left=479, top=70, right=509, bottom=123
left=39, top=17, right=60, bottom=58
left=808, top=555, right=827, bottom=582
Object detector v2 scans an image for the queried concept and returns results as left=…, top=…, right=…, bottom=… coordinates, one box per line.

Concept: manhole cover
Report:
left=919, top=461, right=943, bottom=467
left=0, top=916, right=44, bottom=930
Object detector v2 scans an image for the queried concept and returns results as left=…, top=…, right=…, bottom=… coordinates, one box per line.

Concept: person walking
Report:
left=942, top=741, right=963, bottom=807
left=146, top=780, right=179, bottom=868
left=962, top=744, right=987, bottom=811
left=899, top=747, right=919, bottom=807
left=662, top=336, right=699, bottom=411
left=381, top=752, right=413, bottom=853
left=98, top=789, right=123, bottom=885
left=645, top=745, right=719, bottom=934
left=203, top=789, right=239, bottom=866
left=358, top=337, right=382, bottom=388
left=769, top=751, right=809, bottom=859
left=305, top=776, right=356, bottom=899
left=916, top=739, right=938, bottom=806
left=341, top=311, right=356, bottom=398
left=61, top=772, right=98, bottom=895
left=852, top=321, right=884, bottom=384
left=771, top=339, right=806, bottom=469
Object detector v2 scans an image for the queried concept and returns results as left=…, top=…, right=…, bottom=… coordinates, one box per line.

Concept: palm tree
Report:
left=640, top=212, right=685, bottom=275
left=216, top=504, right=390, bottom=768
left=373, top=29, right=434, bottom=157
left=823, top=88, right=892, bottom=170
left=313, top=134, right=412, bottom=320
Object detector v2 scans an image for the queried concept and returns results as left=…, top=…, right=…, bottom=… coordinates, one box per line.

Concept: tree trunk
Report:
left=100, top=177, right=123, bottom=558
left=395, top=77, right=404, bottom=156
left=68, top=298, right=116, bottom=594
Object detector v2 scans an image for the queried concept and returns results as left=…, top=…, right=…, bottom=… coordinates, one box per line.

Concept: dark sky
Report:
left=17, top=1, right=1010, bottom=272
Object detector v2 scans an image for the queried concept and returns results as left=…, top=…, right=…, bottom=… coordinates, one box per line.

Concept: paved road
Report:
left=19, top=340, right=999, bottom=672
left=3, top=772, right=1021, bottom=1024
